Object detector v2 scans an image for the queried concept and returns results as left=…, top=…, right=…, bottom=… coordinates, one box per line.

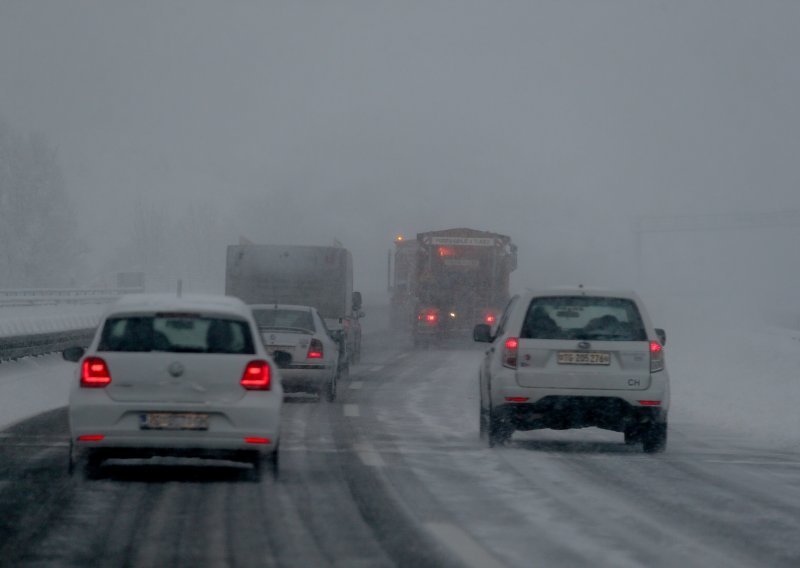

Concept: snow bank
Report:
left=0, top=305, right=103, bottom=337
left=657, top=299, right=800, bottom=451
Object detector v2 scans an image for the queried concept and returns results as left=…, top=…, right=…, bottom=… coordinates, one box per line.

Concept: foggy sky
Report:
left=1, top=1, right=799, bottom=307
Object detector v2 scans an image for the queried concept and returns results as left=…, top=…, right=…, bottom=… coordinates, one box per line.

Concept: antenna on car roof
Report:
left=177, top=279, right=183, bottom=298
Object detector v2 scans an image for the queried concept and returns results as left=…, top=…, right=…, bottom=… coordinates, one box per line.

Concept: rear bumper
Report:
left=494, top=395, right=667, bottom=432
left=69, top=393, right=282, bottom=454
left=280, top=367, right=333, bottom=393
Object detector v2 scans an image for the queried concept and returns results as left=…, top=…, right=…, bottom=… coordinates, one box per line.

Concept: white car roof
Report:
left=104, top=294, right=252, bottom=318
left=523, top=286, right=642, bottom=300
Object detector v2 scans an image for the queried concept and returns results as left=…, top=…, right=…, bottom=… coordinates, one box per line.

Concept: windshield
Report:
left=521, top=296, right=647, bottom=341
left=98, top=315, right=255, bottom=354
left=251, top=308, right=315, bottom=332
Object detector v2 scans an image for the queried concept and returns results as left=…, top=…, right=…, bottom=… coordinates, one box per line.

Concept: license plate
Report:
left=557, top=351, right=611, bottom=365
left=140, top=413, right=209, bottom=430
left=267, top=346, right=292, bottom=354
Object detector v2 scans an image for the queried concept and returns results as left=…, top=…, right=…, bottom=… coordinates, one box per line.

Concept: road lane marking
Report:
left=355, top=442, right=386, bottom=467
left=349, top=381, right=363, bottom=390
left=703, top=459, right=800, bottom=467
left=369, top=365, right=384, bottom=372
left=343, top=404, right=360, bottom=417
left=425, top=522, right=505, bottom=568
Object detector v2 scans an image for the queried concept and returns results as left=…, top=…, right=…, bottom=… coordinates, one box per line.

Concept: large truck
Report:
left=226, top=244, right=363, bottom=367
left=388, top=228, right=517, bottom=345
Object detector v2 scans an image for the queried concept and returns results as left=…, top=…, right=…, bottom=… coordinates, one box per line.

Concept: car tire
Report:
left=253, top=446, right=279, bottom=482
left=479, top=406, right=488, bottom=440
left=487, top=405, right=512, bottom=448
left=642, top=423, right=667, bottom=453
left=624, top=426, right=642, bottom=445
left=325, top=372, right=338, bottom=402
left=80, top=450, right=105, bottom=480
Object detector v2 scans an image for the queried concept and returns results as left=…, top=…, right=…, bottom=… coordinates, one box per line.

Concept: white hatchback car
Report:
left=250, top=304, right=340, bottom=401
left=64, top=294, right=283, bottom=479
left=474, top=288, right=670, bottom=452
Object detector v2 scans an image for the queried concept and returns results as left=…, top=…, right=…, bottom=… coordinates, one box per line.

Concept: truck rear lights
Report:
left=245, top=437, right=271, bottom=445
left=505, top=396, right=529, bottom=402
left=307, top=338, right=324, bottom=359
left=77, top=435, right=105, bottom=442
left=81, top=357, right=112, bottom=388
left=241, top=360, right=271, bottom=390
left=503, top=337, right=519, bottom=368
left=418, top=311, right=438, bottom=323
left=649, top=341, right=664, bottom=373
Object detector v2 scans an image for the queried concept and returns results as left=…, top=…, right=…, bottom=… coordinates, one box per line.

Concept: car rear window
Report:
left=252, top=309, right=315, bottom=332
left=98, top=314, right=255, bottom=354
left=520, top=296, right=647, bottom=341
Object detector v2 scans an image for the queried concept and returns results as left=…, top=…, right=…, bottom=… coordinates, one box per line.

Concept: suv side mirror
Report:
left=655, top=328, right=666, bottom=346
left=63, top=346, right=86, bottom=362
left=473, top=324, right=492, bottom=343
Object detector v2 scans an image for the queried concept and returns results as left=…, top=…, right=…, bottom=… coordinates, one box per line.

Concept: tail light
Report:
left=81, top=357, right=112, bottom=388
left=241, top=360, right=271, bottom=390
left=418, top=310, right=439, bottom=324
left=649, top=341, right=664, bottom=373
left=485, top=313, right=496, bottom=324
left=502, top=337, right=519, bottom=369
left=307, top=338, right=323, bottom=359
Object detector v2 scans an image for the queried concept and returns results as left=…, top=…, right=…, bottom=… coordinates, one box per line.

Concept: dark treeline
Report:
left=0, top=119, right=81, bottom=288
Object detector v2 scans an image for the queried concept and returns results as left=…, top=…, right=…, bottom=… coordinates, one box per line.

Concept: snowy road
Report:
left=0, top=321, right=799, bottom=566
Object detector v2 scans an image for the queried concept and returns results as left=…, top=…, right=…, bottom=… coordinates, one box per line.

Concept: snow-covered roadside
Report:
left=658, top=302, right=800, bottom=452
left=0, top=354, right=74, bottom=430
left=0, top=304, right=104, bottom=338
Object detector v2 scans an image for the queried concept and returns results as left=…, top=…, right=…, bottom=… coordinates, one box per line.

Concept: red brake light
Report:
left=485, top=314, right=496, bottom=324
left=81, top=357, right=111, bottom=388
left=307, top=338, right=323, bottom=359
left=638, top=400, right=661, bottom=406
left=505, top=396, right=529, bottom=403
left=241, top=360, right=271, bottom=390
left=503, top=337, right=519, bottom=368
left=77, top=435, right=105, bottom=442
left=244, top=437, right=271, bottom=445
left=649, top=340, right=664, bottom=373
left=426, top=314, right=437, bottom=322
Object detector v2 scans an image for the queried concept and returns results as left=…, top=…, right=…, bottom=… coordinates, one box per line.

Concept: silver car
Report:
left=64, top=294, right=283, bottom=479
left=474, top=287, right=670, bottom=452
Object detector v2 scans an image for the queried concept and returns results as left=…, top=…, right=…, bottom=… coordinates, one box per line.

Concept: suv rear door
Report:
left=514, top=296, right=652, bottom=391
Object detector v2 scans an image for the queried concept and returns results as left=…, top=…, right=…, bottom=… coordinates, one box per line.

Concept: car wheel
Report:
left=624, top=426, right=642, bottom=445
left=81, top=450, right=105, bottom=480
left=325, top=372, right=338, bottom=402
left=256, top=446, right=279, bottom=482
left=642, top=423, right=667, bottom=453
left=487, top=406, right=512, bottom=448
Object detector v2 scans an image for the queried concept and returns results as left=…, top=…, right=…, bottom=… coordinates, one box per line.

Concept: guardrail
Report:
left=0, top=288, right=143, bottom=308
left=0, top=328, right=96, bottom=362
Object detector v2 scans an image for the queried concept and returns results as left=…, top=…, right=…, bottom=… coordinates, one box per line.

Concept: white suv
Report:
left=474, top=287, right=669, bottom=452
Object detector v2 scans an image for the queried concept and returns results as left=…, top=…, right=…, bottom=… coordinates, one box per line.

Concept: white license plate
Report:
left=267, top=346, right=293, bottom=354
left=557, top=351, right=611, bottom=365
left=140, top=413, right=209, bottom=430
